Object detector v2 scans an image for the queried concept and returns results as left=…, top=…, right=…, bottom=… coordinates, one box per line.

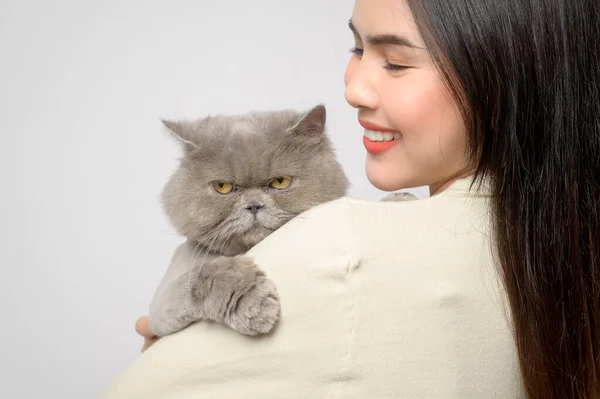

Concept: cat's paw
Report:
left=197, top=255, right=280, bottom=335
left=203, top=256, right=280, bottom=335
left=381, top=192, right=417, bottom=202
left=227, top=275, right=280, bottom=335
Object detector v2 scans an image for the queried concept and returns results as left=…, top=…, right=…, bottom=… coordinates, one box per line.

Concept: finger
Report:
left=135, top=316, right=155, bottom=338
left=142, top=336, right=159, bottom=353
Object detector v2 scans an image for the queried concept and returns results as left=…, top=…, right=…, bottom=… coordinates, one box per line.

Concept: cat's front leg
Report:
left=194, top=255, right=280, bottom=335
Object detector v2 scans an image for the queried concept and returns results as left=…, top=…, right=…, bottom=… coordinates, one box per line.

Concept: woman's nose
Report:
left=344, top=59, right=379, bottom=110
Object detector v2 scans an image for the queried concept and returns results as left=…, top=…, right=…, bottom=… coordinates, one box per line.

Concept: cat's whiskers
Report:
left=204, top=226, right=238, bottom=256
left=219, top=215, right=249, bottom=237
left=215, top=231, right=234, bottom=258
left=187, top=228, right=225, bottom=302
left=186, top=240, right=204, bottom=302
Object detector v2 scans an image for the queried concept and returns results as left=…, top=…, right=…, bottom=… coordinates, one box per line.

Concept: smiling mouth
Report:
left=363, top=129, right=401, bottom=154
left=358, top=119, right=402, bottom=154
left=364, top=129, right=401, bottom=142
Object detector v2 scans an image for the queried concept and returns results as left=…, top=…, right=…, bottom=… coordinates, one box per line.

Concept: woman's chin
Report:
left=365, top=164, right=413, bottom=192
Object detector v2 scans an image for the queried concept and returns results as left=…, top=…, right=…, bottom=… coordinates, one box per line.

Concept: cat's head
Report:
left=160, top=105, right=348, bottom=255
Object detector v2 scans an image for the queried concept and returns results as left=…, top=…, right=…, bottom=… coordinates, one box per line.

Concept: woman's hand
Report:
left=135, top=316, right=159, bottom=352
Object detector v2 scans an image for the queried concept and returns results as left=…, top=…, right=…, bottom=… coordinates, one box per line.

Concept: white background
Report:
left=0, top=1, right=428, bottom=397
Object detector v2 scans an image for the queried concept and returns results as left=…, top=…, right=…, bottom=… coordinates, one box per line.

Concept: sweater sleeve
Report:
left=101, top=198, right=360, bottom=399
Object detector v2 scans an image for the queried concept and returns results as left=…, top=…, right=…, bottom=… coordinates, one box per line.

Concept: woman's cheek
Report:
left=387, top=81, right=433, bottom=131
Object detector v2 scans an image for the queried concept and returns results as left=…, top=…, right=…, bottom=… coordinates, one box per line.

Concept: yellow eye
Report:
left=213, top=181, right=234, bottom=194
left=270, top=176, right=292, bottom=190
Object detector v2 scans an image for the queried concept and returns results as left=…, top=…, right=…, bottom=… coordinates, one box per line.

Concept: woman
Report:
left=106, top=0, right=600, bottom=398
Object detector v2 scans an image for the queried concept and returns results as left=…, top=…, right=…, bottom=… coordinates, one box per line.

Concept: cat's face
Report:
left=161, top=105, right=348, bottom=255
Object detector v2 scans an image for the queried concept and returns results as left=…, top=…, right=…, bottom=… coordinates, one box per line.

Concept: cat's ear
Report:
left=291, top=104, right=326, bottom=136
left=161, top=119, right=198, bottom=152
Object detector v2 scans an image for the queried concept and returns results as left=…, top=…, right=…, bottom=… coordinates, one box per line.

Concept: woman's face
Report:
left=345, top=0, right=470, bottom=194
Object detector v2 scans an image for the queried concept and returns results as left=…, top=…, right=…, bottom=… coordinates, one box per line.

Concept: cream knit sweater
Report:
left=102, top=178, right=526, bottom=398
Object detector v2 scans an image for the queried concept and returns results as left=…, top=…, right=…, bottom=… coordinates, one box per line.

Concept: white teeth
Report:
left=364, top=129, right=401, bottom=142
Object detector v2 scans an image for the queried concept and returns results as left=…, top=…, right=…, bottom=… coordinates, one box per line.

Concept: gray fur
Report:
left=149, top=105, right=349, bottom=336
left=381, top=192, right=417, bottom=201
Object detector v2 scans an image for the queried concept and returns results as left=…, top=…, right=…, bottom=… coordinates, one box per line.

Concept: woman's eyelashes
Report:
left=349, top=46, right=364, bottom=57
left=383, top=62, right=408, bottom=71
left=349, top=47, right=409, bottom=71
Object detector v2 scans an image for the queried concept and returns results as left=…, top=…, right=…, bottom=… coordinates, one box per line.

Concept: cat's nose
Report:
left=245, top=203, right=264, bottom=215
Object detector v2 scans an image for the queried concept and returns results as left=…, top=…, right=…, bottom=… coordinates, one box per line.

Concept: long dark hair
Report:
left=407, top=1, right=600, bottom=397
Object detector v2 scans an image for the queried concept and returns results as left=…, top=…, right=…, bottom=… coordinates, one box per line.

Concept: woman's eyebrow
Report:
left=348, top=19, right=424, bottom=50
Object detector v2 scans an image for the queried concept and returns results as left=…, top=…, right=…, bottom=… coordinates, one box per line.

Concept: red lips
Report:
left=358, top=119, right=397, bottom=132
left=359, top=119, right=400, bottom=155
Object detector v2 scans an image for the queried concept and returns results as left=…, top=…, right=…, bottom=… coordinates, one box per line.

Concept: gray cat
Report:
left=148, top=105, right=349, bottom=337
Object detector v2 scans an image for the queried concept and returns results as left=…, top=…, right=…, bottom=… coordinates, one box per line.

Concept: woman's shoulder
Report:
left=248, top=197, right=358, bottom=266
left=253, top=178, right=493, bottom=254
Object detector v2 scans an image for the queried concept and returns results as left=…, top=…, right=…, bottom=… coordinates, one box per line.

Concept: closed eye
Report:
left=350, top=47, right=408, bottom=71
left=384, top=62, right=409, bottom=71
left=350, top=47, right=364, bottom=57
